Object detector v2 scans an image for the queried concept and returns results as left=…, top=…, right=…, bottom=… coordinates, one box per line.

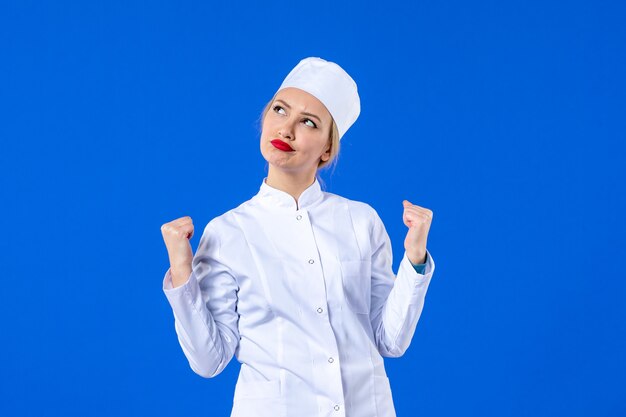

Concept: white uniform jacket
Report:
left=163, top=178, right=435, bottom=417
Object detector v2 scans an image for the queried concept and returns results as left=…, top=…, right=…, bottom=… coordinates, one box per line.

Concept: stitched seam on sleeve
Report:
left=183, top=223, right=228, bottom=360
left=390, top=262, right=421, bottom=352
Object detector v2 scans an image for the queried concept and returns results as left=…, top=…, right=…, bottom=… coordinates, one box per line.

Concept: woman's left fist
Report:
left=402, top=200, right=433, bottom=265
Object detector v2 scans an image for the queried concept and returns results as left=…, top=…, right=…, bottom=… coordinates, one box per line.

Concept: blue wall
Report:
left=1, top=1, right=625, bottom=415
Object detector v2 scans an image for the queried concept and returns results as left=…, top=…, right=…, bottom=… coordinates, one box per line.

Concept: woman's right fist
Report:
left=161, top=216, right=194, bottom=286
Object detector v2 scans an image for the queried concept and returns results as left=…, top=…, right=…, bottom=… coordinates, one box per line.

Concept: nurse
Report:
left=161, top=57, right=435, bottom=417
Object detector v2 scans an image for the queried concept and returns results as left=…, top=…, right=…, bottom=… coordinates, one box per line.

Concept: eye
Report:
left=272, top=105, right=286, bottom=115
left=303, top=118, right=317, bottom=128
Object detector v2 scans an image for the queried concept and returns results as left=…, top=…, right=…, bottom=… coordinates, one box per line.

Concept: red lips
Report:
left=271, top=139, right=294, bottom=152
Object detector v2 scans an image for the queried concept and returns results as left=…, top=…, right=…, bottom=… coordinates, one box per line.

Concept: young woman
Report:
left=161, top=57, right=435, bottom=417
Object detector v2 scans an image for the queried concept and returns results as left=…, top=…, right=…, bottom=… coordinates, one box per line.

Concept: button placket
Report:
left=296, top=212, right=316, bottom=266
left=294, top=207, right=344, bottom=411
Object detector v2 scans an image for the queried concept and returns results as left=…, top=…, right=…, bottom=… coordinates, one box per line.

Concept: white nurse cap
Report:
left=277, top=57, right=360, bottom=140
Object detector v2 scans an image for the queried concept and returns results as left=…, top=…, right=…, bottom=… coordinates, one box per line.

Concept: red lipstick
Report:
left=271, top=139, right=294, bottom=152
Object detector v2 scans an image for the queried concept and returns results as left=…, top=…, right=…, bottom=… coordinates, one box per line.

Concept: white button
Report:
left=328, top=357, right=334, bottom=363
left=334, top=405, right=340, bottom=411
left=308, top=259, right=314, bottom=264
left=296, top=214, right=302, bottom=220
left=317, top=307, right=323, bottom=313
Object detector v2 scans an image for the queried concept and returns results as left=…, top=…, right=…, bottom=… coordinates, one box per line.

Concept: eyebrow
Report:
left=274, top=99, right=322, bottom=124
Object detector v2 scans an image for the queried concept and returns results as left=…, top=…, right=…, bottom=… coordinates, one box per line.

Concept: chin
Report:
left=268, top=159, right=295, bottom=170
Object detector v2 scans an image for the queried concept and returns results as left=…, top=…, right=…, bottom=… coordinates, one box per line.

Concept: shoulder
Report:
left=200, top=198, right=257, bottom=243
left=322, top=191, right=382, bottom=228
left=321, top=191, right=390, bottom=251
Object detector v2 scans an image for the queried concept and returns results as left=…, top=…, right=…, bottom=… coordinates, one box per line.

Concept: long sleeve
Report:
left=162, top=222, right=240, bottom=378
left=412, top=262, right=427, bottom=274
left=368, top=212, right=435, bottom=358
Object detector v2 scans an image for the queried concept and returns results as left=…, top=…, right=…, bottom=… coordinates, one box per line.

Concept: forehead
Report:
left=274, top=87, right=331, bottom=120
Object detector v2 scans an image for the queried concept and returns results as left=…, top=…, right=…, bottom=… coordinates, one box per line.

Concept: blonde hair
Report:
left=260, top=97, right=341, bottom=170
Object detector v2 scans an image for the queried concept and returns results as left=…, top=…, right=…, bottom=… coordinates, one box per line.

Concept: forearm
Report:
left=170, top=264, right=192, bottom=288
left=163, top=269, right=238, bottom=377
left=375, top=250, right=435, bottom=357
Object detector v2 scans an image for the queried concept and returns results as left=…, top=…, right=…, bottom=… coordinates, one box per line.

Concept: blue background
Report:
left=1, top=0, right=625, bottom=416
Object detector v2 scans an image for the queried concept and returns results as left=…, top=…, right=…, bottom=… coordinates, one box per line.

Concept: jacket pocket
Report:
left=232, top=380, right=285, bottom=417
left=340, top=260, right=371, bottom=314
left=233, top=379, right=281, bottom=400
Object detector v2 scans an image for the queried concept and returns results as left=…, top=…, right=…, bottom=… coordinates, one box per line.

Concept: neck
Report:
left=266, top=167, right=317, bottom=207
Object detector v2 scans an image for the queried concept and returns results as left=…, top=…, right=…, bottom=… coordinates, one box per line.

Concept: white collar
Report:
left=256, top=177, right=324, bottom=210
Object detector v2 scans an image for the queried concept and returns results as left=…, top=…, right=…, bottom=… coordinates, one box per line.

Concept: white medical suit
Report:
left=163, top=178, right=435, bottom=417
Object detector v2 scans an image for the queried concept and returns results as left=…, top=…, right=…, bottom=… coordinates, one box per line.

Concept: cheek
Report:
left=260, top=124, right=274, bottom=146
left=262, top=119, right=280, bottom=140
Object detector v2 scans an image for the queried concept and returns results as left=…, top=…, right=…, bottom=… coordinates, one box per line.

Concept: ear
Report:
left=320, top=142, right=331, bottom=162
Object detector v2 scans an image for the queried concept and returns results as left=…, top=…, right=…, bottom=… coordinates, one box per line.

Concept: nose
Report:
left=278, top=120, right=295, bottom=140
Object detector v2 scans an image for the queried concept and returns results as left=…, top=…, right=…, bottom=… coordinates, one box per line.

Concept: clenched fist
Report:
left=161, top=216, right=195, bottom=287
left=402, top=200, right=433, bottom=265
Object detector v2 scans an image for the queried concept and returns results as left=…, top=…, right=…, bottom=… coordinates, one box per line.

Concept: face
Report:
left=260, top=87, right=333, bottom=176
